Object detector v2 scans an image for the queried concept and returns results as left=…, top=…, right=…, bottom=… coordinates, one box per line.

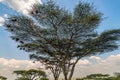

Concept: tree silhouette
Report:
left=4, top=1, right=120, bottom=80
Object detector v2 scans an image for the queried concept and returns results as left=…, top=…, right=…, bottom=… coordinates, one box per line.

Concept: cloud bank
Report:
left=0, top=0, right=42, bottom=14
left=1, top=54, right=120, bottom=79
left=74, top=54, right=120, bottom=78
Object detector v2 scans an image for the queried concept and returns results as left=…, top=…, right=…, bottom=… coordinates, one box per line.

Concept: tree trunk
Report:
left=54, top=77, right=58, bottom=80
left=68, top=58, right=80, bottom=80
left=63, top=68, right=68, bottom=80
left=53, top=73, right=59, bottom=80
left=68, top=64, right=76, bottom=80
left=62, top=58, right=80, bottom=80
left=64, top=73, right=68, bottom=80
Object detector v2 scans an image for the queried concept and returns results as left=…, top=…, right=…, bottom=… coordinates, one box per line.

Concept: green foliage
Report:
left=86, top=73, right=110, bottom=79
left=0, top=76, right=7, bottom=80
left=77, top=73, right=120, bottom=80
left=76, top=78, right=84, bottom=80
left=13, top=69, right=46, bottom=80
left=16, top=77, right=31, bottom=80
left=40, top=78, right=49, bottom=80
left=4, top=0, right=120, bottom=80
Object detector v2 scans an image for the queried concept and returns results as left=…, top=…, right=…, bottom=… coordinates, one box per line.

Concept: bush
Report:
left=76, top=78, right=84, bottom=80
left=40, top=78, right=49, bottom=80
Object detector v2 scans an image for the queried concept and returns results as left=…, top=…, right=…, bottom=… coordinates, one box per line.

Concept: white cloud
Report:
left=78, top=59, right=91, bottom=65
left=0, top=16, right=5, bottom=26
left=0, top=14, right=8, bottom=26
left=0, top=0, right=42, bottom=15
left=1, top=54, right=120, bottom=79
left=89, top=56, right=101, bottom=60
left=0, top=0, right=42, bottom=26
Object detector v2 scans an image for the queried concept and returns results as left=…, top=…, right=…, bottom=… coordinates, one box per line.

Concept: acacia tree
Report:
left=86, top=73, right=110, bottom=79
left=13, top=69, right=46, bottom=80
left=78, top=73, right=111, bottom=80
left=4, top=1, right=120, bottom=80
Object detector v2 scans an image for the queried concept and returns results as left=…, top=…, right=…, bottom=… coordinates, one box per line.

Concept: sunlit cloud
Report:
left=0, top=0, right=42, bottom=15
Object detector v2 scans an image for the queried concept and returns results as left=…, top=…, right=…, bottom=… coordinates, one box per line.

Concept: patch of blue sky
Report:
left=0, top=27, right=29, bottom=60
left=0, top=3, right=17, bottom=16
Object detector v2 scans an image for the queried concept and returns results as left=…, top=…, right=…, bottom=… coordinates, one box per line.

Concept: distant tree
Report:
left=77, top=73, right=113, bottom=80
left=114, top=72, right=120, bottom=80
left=102, top=77, right=117, bottom=80
left=0, top=76, right=7, bottom=80
left=86, top=73, right=110, bottom=79
left=4, top=1, right=120, bottom=80
left=13, top=69, right=46, bottom=80
left=114, top=72, right=120, bottom=77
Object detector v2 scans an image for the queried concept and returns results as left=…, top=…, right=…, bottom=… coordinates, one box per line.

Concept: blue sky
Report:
left=0, top=0, right=120, bottom=60
left=0, top=0, right=120, bottom=79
